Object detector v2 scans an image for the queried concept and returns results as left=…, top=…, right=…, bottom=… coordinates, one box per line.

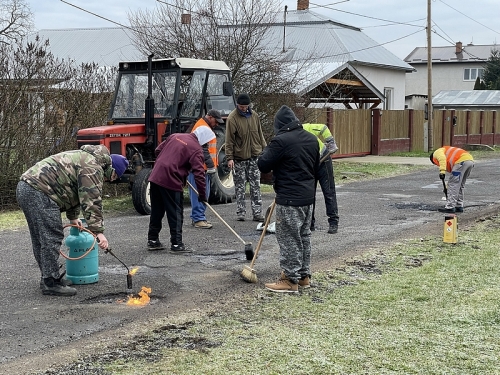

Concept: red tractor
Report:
left=77, top=56, right=236, bottom=214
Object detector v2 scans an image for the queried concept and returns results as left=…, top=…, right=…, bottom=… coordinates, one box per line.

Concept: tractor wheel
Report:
left=132, top=168, right=152, bottom=215
left=210, top=127, right=235, bottom=203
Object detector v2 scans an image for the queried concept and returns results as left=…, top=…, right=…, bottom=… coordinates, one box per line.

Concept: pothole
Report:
left=392, top=202, right=437, bottom=211
left=80, top=292, right=163, bottom=305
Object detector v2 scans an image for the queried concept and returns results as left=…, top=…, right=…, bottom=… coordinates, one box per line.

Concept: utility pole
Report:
left=427, top=0, right=433, bottom=151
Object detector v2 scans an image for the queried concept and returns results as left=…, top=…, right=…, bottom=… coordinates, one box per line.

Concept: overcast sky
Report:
left=26, top=0, right=500, bottom=60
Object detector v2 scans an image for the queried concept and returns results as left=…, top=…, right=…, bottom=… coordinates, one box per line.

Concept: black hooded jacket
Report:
left=257, top=105, right=319, bottom=206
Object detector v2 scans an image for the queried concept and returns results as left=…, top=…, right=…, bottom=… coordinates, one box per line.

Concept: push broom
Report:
left=186, top=180, right=254, bottom=260
left=241, top=200, right=276, bottom=283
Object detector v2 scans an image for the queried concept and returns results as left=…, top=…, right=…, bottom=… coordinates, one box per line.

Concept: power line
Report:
left=439, top=0, right=500, bottom=35
left=309, top=1, right=426, bottom=28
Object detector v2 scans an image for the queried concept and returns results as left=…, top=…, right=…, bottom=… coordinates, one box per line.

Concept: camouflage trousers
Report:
left=233, top=158, right=262, bottom=217
left=275, top=203, right=313, bottom=284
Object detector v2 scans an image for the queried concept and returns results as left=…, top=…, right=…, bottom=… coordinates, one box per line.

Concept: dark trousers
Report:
left=311, top=157, right=339, bottom=227
left=148, top=182, right=184, bottom=246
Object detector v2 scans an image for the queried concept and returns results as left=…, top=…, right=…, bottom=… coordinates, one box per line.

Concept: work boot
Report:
left=42, top=277, right=77, bottom=296
left=170, top=243, right=193, bottom=253
left=265, top=272, right=298, bottom=293
left=438, top=207, right=456, bottom=213
left=455, top=206, right=464, bottom=213
left=147, top=240, right=165, bottom=251
left=328, top=224, right=338, bottom=234
left=39, top=276, right=72, bottom=289
left=253, top=215, right=265, bottom=222
left=237, top=214, right=245, bottom=221
left=193, top=220, right=213, bottom=229
left=298, top=276, right=311, bottom=289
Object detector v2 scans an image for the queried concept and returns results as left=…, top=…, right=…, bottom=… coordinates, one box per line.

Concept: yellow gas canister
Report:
left=443, top=214, right=458, bottom=244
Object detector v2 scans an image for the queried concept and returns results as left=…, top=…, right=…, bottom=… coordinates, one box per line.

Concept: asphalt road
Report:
left=1, top=157, right=499, bottom=374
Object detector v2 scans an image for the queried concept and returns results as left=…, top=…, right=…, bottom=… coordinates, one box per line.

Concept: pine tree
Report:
left=473, top=76, right=483, bottom=90
left=482, top=49, right=500, bottom=90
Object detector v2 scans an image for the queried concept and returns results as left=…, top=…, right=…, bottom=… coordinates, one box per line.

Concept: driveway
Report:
left=1, top=157, right=499, bottom=374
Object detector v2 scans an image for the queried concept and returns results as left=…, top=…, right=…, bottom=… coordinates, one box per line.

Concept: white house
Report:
left=404, top=42, right=498, bottom=108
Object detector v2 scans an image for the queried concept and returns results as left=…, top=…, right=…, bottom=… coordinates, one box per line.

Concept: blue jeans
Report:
left=188, top=172, right=211, bottom=222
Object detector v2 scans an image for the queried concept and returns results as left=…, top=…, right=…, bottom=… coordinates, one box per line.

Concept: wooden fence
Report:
left=304, top=108, right=500, bottom=156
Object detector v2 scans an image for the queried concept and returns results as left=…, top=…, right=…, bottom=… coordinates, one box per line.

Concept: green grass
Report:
left=87, top=216, right=500, bottom=375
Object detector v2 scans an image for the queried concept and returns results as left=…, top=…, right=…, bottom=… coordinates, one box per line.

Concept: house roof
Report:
left=29, top=10, right=412, bottom=73
left=405, top=44, right=499, bottom=64
left=264, top=10, right=414, bottom=72
left=27, top=27, right=144, bottom=66
left=433, top=90, right=500, bottom=107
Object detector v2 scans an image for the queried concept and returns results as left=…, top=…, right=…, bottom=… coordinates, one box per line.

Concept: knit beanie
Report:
left=110, top=154, right=129, bottom=177
left=236, top=93, right=251, bottom=105
left=273, top=105, right=299, bottom=134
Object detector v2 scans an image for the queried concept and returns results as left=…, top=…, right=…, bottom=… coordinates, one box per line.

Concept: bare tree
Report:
left=0, top=0, right=33, bottom=44
left=0, top=36, right=114, bottom=208
left=128, top=0, right=316, bottom=134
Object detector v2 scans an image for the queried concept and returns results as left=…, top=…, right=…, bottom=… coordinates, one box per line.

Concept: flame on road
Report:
left=129, top=267, right=139, bottom=276
left=126, top=286, right=152, bottom=306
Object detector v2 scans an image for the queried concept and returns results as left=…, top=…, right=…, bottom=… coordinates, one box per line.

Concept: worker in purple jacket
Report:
left=147, top=126, right=215, bottom=253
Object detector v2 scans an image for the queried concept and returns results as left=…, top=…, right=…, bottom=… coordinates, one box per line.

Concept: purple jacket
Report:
left=149, top=133, right=207, bottom=201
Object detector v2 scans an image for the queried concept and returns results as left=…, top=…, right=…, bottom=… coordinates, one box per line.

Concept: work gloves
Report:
left=198, top=196, right=208, bottom=204
left=207, top=168, right=216, bottom=174
left=439, top=173, right=445, bottom=180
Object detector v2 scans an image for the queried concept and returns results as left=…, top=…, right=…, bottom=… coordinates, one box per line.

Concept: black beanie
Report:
left=237, top=93, right=251, bottom=105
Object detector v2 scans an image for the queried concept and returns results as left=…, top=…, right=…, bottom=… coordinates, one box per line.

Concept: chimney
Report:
left=181, top=13, right=191, bottom=25
left=455, top=41, right=462, bottom=54
left=297, top=0, right=309, bottom=10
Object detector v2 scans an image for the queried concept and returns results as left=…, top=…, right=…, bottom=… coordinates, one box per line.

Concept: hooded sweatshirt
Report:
left=257, top=105, right=319, bottom=206
left=149, top=133, right=208, bottom=201
left=20, top=145, right=112, bottom=233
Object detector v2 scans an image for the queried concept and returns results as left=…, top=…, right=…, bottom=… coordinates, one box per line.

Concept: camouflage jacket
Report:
left=20, top=145, right=112, bottom=233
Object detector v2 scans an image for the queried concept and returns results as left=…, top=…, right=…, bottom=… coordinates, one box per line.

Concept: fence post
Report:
left=493, top=111, right=498, bottom=146
left=326, top=107, right=333, bottom=133
left=466, top=111, right=471, bottom=144
left=479, top=110, right=484, bottom=145
left=450, top=110, right=455, bottom=146
left=408, top=109, right=414, bottom=151
left=441, top=110, right=447, bottom=146
left=372, top=108, right=381, bottom=155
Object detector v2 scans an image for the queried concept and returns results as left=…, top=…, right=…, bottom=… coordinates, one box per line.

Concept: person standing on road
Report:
left=303, top=123, right=340, bottom=234
left=225, top=93, right=267, bottom=222
left=187, top=109, right=223, bottom=229
left=16, top=145, right=128, bottom=296
left=147, top=126, right=215, bottom=253
left=430, top=146, right=474, bottom=213
left=257, top=105, right=319, bottom=293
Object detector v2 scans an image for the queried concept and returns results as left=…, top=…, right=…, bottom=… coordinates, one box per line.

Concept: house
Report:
left=404, top=42, right=499, bottom=109
left=28, top=0, right=413, bottom=109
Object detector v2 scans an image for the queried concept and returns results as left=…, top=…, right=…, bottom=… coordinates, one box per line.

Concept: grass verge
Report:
left=50, top=215, right=500, bottom=375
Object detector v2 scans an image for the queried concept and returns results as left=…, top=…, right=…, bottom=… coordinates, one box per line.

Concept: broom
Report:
left=186, top=180, right=254, bottom=259
left=241, top=200, right=276, bottom=283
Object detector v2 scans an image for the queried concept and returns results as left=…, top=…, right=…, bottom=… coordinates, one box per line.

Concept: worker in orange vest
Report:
left=430, top=146, right=474, bottom=213
left=187, top=109, right=224, bottom=228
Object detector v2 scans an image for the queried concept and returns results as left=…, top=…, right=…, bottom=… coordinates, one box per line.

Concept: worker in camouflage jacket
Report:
left=16, top=145, right=129, bottom=297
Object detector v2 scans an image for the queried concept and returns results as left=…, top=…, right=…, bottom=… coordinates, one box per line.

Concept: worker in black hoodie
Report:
left=257, top=105, right=319, bottom=293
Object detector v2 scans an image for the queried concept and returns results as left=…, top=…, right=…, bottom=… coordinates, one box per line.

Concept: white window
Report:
left=463, top=68, right=484, bottom=81
left=384, top=87, right=393, bottom=110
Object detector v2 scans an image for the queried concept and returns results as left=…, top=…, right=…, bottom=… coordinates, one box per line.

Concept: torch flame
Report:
left=126, top=286, right=152, bottom=306
left=129, top=267, right=139, bottom=276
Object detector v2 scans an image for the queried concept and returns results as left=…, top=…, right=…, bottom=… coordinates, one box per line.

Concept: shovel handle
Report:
left=249, top=200, right=276, bottom=268
left=186, top=180, right=248, bottom=246
left=441, top=179, right=448, bottom=199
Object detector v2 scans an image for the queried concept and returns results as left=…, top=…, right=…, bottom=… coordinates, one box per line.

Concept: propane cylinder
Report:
left=65, top=223, right=99, bottom=284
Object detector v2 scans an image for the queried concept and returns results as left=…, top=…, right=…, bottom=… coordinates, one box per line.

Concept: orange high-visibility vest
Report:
left=433, top=146, right=472, bottom=173
left=191, top=118, right=218, bottom=169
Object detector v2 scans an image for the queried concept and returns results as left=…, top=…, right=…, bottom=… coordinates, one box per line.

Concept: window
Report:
left=384, top=87, right=393, bottom=110
left=463, top=68, right=484, bottom=81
